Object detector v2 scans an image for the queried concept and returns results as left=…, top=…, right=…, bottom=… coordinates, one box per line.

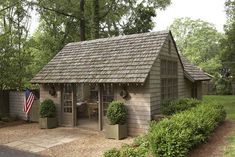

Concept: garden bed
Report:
left=104, top=98, right=226, bottom=157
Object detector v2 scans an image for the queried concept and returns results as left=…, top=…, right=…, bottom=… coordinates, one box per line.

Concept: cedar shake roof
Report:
left=31, top=30, right=211, bottom=84
left=31, top=31, right=169, bottom=83
left=180, top=55, right=211, bottom=82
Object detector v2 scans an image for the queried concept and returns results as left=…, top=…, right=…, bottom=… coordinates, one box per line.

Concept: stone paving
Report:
left=4, top=128, right=79, bottom=153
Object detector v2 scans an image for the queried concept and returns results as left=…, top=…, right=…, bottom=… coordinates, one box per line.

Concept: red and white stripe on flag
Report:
left=24, top=89, right=35, bottom=114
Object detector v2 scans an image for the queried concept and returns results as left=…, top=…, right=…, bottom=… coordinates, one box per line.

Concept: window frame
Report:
left=160, top=59, right=178, bottom=101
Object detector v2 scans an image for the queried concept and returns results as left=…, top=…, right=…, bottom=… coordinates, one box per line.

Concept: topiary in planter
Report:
left=107, top=101, right=127, bottom=125
left=105, top=101, right=128, bottom=140
left=40, top=99, right=56, bottom=118
left=39, top=99, right=57, bottom=129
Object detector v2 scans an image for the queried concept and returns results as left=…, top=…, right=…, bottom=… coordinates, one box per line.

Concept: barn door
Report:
left=62, top=84, right=73, bottom=126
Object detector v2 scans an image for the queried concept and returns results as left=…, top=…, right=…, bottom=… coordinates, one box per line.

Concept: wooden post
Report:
left=98, top=84, right=103, bottom=131
left=72, top=84, right=77, bottom=127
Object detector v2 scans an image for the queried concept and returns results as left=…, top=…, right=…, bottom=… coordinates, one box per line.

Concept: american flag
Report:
left=24, top=89, right=35, bottom=114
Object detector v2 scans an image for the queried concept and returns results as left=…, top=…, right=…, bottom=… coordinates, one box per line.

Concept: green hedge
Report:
left=103, top=144, right=149, bottom=157
left=161, top=98, right=201, bottom=115
left=149, top=103, right=226, bottom=157
left=103, top=101, right=226, bottom=157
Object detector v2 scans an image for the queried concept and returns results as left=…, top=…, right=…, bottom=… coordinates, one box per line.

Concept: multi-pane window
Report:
left=168, top=40, right=171, bottom=54
left=63, top=84, right=72, bottom=113
left=103, top=84, right=114, bottom=116
left=90, top=84, right=98, bottom=102
left=161, top=59, right=178, bottom=101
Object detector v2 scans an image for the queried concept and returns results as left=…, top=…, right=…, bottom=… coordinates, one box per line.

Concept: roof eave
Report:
left=183, top=71, right=195, bottom=82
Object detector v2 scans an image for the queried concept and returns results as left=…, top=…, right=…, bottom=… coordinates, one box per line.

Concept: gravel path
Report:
left=0, top=122, right=133, bottom=157
left=0, top=122, right=46, bottom=145
left=40, top=131, right=133, bottom=157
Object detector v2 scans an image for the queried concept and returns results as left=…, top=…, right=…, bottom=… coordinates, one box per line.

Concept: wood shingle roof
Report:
left=180, top=55, right=211, bottom=81
left=31, top=31, right=169, bottom=83
left=31, top=30, right=211, bottom=84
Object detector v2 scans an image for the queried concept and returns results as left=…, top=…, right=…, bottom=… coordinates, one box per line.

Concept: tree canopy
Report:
left=170, top=17, right=223, bottom=75
left=0, top=0, right=172, bottom=90
left=221, top=0, right=235, bottom=80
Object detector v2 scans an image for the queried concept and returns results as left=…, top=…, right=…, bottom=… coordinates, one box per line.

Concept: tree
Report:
left=0, top=0, right=172, bottom=89
left=28, top=0, right=172, bottom=73
left=0, top=0, right=32, bottom=90
left=221, top=0, right=235, bottom=80
left=170, top=17, right=223, bottom=75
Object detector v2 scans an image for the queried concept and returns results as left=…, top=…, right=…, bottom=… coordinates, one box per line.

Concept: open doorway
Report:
left=75, top=84, right=99, bottom=130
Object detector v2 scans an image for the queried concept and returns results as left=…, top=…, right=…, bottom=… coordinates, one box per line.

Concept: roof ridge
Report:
left=67, top=30, right=169, bottom=46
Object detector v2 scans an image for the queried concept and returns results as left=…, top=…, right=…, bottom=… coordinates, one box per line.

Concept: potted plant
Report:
left=105, top=101, right=128, bottom=140
left=39, top=99, right=57, bottom=129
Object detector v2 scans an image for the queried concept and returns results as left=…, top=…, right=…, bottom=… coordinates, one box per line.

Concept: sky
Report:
left=153, top=0, right=227, bottom=32
left=29, top=0, right=227, bottom=35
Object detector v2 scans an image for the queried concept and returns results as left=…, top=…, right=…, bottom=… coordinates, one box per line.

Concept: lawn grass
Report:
left=203, top=95, right=235, bottom=121
left=203, top=95, right=235, bottom=157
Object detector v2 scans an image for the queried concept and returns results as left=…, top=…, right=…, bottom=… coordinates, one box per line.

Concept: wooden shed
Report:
left=31, top=30, right=211, bottom=136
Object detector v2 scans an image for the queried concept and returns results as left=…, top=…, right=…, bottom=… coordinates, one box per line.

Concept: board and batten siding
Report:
left=115, top=83, right=151, bottom=136
left=40, top=84, right=62, bottom=125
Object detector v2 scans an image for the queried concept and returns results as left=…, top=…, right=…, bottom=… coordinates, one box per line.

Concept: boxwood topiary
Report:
left=40, top=99, right=56, bottom=118
left=107, top=101, right=127, bottom=125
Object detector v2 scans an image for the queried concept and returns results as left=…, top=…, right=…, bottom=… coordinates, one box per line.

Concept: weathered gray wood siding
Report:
left=148, top=34, right=192, bottom=116
left=149, top=59, right=161, bottom=115
left=9, top=92, right=26, bottom=120
left=9, top=91, right=39, bottom=121
left=196, top=81, right=202, bottom=100
left=184, top=79, right=193, bottom=98
left=40, top=84, right=62, bottom=125
left=115, top=83, right=151, bottom=136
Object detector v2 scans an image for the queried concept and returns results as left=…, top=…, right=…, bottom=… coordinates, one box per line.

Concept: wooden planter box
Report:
left=39, top=117, right=57, bottom=129
left=105, top=124, right=127, bottom=140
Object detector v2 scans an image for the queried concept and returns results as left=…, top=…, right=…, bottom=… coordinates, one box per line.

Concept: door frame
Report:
left=61, top=83, right=74, bottom=127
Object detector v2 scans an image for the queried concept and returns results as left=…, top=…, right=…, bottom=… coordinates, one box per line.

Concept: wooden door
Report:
left=62, top=84, right=73, bottom=126
left=101, top=84, right=114, bottom=130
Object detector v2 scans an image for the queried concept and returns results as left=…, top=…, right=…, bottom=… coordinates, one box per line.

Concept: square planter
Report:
left=39, top=117, right=57, bottom=129
left=105, top=123, right=127, bottom=140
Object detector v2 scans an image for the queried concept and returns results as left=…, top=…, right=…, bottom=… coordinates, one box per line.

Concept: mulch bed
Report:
left=0, top=120, right=26, bottom=128
left=189, top=120, right=234, bottom=157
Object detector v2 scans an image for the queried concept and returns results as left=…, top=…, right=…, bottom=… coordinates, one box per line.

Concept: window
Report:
left=90, top=84, right=98, bottom=102
left=63, top=84, right=72, bottom=113
left=161, top=59, right=178, bottom=101
left=103, top=84, right=114, bottom=116
left=168, top=39, right=171, bottom=54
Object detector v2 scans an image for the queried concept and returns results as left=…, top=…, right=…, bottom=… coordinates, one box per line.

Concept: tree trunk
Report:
left=80, top=0, right=85, bottom=41
left=91, top=0, right=99, bottom=39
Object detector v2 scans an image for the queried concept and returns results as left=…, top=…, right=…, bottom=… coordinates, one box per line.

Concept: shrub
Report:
left=103, top=136, right=150, bottom=157
left=103, top=148, right=120, bottom=157
left=161, top=98, right=201, bottom=115
left=39, top=99, right=56, bottom=118
left=106, top=101, right=127, bottom=125
left=1, top=116, right=10, bottom=122
left=149, top=103, right=226, bottom=157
